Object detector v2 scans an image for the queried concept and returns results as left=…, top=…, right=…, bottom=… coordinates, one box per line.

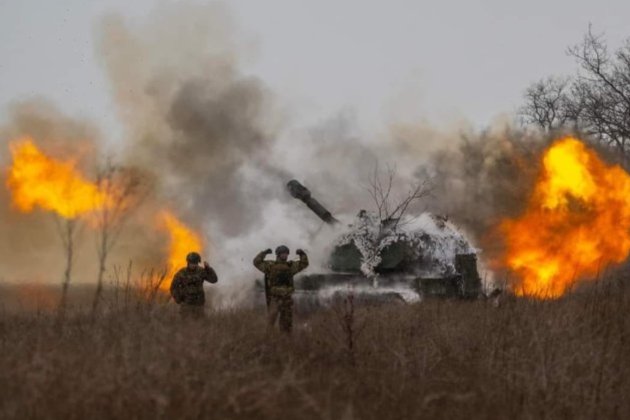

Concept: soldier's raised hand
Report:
left=263, top=248, right=272, bottom=255
left=203, top=261, right=211, bottom=269
left=296, top=249, right=305, bottom=256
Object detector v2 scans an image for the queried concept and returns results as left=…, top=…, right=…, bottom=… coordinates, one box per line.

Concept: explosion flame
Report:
left=6, top=138, right=111, bottom=219
left=5, top=137, right=205, bottom=289
left=159, top=210, right=205, bottom=290
left=501, top=137, right=630, bottom=297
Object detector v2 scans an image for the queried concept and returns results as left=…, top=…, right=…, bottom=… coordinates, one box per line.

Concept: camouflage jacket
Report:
left=253, top=251, right=309, bottom=296
left=170, top=265, right=218, bottom=306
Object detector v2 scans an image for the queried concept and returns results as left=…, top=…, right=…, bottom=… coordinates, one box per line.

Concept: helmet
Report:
left=186, top=252, right=201, bottom=264
left=275, top=245, right=290, bottom=255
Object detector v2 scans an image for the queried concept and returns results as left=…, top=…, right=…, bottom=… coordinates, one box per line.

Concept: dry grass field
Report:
left=0, top=278, right=628, bottom=420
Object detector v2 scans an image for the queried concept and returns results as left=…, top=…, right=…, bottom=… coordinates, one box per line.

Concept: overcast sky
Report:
left=1, top=0, right=629, bottom=141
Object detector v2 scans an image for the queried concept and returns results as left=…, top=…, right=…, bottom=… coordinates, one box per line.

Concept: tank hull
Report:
left=254, top=253, right=482, bottom=308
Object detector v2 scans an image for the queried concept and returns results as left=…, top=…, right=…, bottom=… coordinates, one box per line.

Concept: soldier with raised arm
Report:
left=170, top=252, right=218, bottom=319
left=253, top=245, right=309, bottom=333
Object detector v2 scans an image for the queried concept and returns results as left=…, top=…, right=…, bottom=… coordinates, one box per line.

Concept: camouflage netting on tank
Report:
left=334, top=212, right=476, bottom=277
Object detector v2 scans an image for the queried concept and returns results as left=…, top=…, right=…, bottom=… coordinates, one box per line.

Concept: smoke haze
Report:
left=0, top=2, right=558, bottom=302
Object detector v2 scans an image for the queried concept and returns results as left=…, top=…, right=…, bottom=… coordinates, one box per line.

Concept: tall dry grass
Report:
left=0, top=277, right=628, bottom=419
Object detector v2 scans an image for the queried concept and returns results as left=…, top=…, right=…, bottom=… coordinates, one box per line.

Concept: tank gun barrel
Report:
left=287, top=180, right=338, bottom=225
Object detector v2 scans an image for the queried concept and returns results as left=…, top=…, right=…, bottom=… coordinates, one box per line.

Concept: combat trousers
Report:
left=179, top=304, right=205, bottom=320
left=268, top=294, right=293, bottom=333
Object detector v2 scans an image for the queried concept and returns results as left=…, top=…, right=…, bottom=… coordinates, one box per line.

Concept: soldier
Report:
left=170, top=252, right=218, bottom=319
left=253, top=246, right=309, bottom=333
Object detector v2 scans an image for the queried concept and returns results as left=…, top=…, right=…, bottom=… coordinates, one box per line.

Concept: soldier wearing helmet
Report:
left=170, top=252, right=218, bottom=319
left=253, top=245, right=309, bottom=333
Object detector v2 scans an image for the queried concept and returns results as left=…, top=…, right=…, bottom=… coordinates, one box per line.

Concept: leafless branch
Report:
left=520, top=26, right=630, bottom=166
left=364, top=163, right=433, bottom=233
left=91, top=160, right=146, bottom=317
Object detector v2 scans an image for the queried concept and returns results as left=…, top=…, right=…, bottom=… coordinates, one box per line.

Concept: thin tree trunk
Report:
left=91, top=229, right=108, bottom=318
left=57, top=219, right=76, bottom=328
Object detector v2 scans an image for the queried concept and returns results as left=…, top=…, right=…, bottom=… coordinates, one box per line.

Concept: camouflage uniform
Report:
left=170, top=265, right=218, bottom=319
left=253, top=250, right=309, bottom=333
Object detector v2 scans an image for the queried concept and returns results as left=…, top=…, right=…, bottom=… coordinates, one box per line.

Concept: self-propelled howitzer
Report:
left=285, top=180, right=482, bottom=302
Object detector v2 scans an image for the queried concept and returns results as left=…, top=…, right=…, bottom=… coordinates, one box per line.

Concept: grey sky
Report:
left=1, top=0, right=629, bottom=141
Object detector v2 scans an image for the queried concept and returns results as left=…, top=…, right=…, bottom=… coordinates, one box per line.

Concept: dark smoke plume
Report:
left=419, top=127, right=546, bottom=240
left=99, top=3, right=286, bottom=237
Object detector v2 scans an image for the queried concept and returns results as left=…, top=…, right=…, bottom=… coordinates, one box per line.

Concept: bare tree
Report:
left=521, top=76, right=575, bottom=131
left=365, top=163, right=433, bottom=234
left=91, top=162, right=145, bottom=317
left=521, top=26, right=630, bottom=165
left=55, top=217, right=79, bottom=326
left=351, top=164, right=434, bottom=282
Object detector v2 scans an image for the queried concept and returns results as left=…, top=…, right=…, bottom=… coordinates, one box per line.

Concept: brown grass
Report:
left=0, top=278, right=628, bottom=420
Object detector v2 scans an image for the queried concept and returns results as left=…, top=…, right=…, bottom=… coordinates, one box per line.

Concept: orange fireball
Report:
left=5, top=137, right=207, bottom=290
left=501, top=137, right=630, bottom=297
left=158, top=210, right=205, bottom=290
left=6, top=137, right=110, bottom=219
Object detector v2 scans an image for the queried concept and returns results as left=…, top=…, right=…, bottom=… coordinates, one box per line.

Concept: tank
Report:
left=257, top=180, right=482, bottom=307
